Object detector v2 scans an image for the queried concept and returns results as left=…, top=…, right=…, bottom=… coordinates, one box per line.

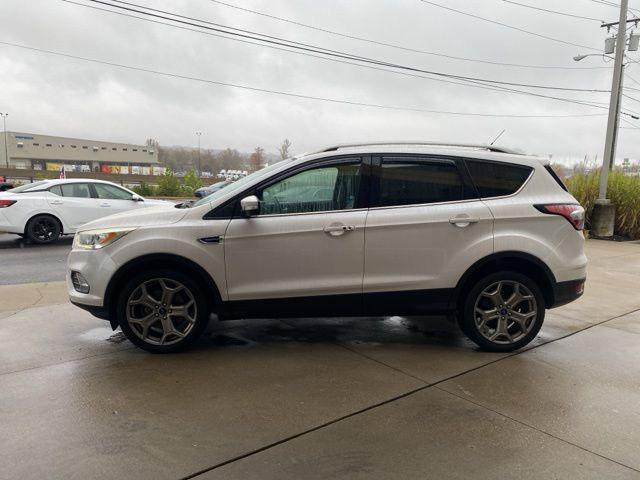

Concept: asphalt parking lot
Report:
left=1, top=239, right=639, bottom=479
left=0, top=233, right=71, bottom=284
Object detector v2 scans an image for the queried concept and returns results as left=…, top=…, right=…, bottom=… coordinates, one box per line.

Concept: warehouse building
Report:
left=0, top=131, right=162, bottom=175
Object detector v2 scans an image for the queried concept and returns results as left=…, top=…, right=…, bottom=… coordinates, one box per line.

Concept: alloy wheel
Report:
left=33, top=217, right=58, bottom=242
left=473, top=280, right=538, bottom=345
left=126, top=278, right=197, bottom=346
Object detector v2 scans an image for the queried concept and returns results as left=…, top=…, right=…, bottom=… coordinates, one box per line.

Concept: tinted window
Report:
left=60, top=183, right=91, bottom=198
left=259, top=162, right=361, bottom=215
left=94, top=183, right=133, bottom=200
left=49, top=185, right=62, bottom=196
left=379, top=160, right=466, bottom=207
left=466, top=160, right=532, bottom=198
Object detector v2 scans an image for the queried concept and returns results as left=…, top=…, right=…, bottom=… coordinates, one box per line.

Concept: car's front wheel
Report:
left=458, top=271, right=545, bottom=352
left=116, top=269, right=210, bottom=353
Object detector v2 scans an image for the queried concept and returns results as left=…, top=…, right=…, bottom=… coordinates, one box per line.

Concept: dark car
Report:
left=0, top=182, right=15, bottom=192
left=194, top=180, right=231, bottom=198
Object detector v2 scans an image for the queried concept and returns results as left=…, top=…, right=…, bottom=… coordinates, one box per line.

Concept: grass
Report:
left=565, top=169, right=640, bottom=240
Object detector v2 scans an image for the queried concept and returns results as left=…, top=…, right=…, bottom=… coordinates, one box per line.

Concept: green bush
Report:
left=181, top=169, right=203, bottom=195
left=566, top=170, right=640, bottom=239
left=132, top=181, right=157, bottom=196
left=156, top=168, right=183, bottom=197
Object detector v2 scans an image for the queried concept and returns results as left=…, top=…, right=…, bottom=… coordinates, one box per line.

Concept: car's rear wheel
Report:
left=26, top=214, right=61, bottom=244
left=117, top=269, right=210, bottom=353
left=458, top=271, right=545, bottom=352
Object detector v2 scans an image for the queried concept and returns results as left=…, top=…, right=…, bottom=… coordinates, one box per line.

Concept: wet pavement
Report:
left=1, top=240, right=640, bottom=479
left=0, top=233, right=72, bottom=285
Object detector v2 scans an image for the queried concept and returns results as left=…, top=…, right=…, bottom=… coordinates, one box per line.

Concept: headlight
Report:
left=73, top=228, right=134, bottom=250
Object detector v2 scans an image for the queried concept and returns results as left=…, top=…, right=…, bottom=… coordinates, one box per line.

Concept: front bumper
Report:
left=67, top=247, right=118, bottom=310
left=550, top=277, right=586, bottom=308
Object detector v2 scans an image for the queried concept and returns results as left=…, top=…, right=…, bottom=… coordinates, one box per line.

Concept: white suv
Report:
left=67, top=142, right=587, bottom=353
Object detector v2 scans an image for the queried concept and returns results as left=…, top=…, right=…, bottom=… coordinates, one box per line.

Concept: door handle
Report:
left=323, top=225, right=356, bottom=235
left=99, top=203, right=111, bottom=207
left=449, top=216, right=479, bottom=227
left=50, top=200, right=63, bottom=205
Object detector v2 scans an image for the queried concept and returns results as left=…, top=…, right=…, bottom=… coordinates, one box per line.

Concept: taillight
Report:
left=0, top=199, right=16, bottom=208
left=535, top=204, right=585, bottom=230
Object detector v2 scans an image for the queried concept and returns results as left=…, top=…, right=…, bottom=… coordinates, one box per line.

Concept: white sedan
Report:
left=0, top=179, right=172, bottom=244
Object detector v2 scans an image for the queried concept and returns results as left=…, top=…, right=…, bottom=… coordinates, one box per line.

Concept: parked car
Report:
left=0, top=182, right=14, bottom=192
left=194, top=180, right=232, bottom=198
left=68, top=142, right=586, bottom=353
left=0, top=179, right=172, bottom=243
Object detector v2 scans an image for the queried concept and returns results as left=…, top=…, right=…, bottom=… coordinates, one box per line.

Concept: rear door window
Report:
left=60, top=183, right=92, bottom=198
left=466, top=160, right=533, bottom=198
left=378, top=158, right=469, bottom=207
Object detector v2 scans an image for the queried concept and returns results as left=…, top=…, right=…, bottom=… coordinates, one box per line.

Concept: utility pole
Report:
left=195, top=131, right=202, bottom=177
left=0, top=113, right=8, bottom=168
left=609, top=63, right=625, bottom=171
left=592, top=0, right=629, bottom=237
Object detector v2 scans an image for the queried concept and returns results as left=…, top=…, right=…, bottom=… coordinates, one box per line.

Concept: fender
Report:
left=103, top=253, right=223, bottom=326
left=450, top=251, right=556, bottom=309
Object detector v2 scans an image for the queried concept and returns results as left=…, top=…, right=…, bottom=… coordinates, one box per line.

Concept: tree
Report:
left=279, top=139, right=292, bottom=160
left=145, top=138, right=160, bottom=149
left=156, top=168, right=182, bottom=196
left=182, top=168, right=203, bottom=195
left=249, top=146, right=265, bottom=172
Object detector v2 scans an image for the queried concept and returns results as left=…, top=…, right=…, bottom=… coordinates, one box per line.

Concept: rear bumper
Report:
left=550, top=277, right=586, bottom=308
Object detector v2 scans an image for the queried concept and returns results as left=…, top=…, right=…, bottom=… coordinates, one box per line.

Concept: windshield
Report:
left=8, top=181, right=51, bottom=193
left=191, top=159, right=290, bottom=207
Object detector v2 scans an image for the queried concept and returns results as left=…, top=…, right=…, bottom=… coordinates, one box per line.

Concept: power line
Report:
left=0, top=40, right=612, bottom=119
left=63, top=0, right=640, bottom=118
left=501, top=0, right=604, bottom=22
left=80, top=0, right=611, bottom=93
left=61, top=0, right=624, bottom=114
left=208, top=0, right=610, bottom=70
left=585, top=0, right=640, bottom=18
left=418, top=0, right=602, bottom=51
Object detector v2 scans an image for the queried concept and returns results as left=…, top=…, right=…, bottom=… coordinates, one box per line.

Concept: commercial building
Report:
left=0, top=131, right=162, bottom=175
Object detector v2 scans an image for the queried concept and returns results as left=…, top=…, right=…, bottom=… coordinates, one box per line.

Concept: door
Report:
left=91, top=183, right=143, bottom=215
left=47, top=183, right=100, bottom=230
left=224, top=157, right=368, bottom=313
left=363, top=156, right=494, bottom=313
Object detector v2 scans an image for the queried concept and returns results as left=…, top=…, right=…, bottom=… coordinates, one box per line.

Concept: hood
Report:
left=78, top=204, right=188, bottom=231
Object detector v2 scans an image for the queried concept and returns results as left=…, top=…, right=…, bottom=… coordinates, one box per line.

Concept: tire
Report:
left=26, top=214, right=61, bottom=244
left=458, top=271, right=545, bottom=352
left=116, top=269, right=211, bottom=353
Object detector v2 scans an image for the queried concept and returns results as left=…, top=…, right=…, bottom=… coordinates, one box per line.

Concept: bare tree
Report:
left=145, top=138, right=160, bottom=149
left=249, top=146, right=265, bottom=172
left=279, top=138, right=292, bottom=160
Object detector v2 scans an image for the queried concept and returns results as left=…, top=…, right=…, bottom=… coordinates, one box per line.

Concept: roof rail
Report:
left=309, top=141, right=522, bottom=155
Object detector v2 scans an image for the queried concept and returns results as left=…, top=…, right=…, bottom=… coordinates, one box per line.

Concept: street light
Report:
left=195, top=131, right=202, bottom=177
left=0, top=113, right=8, bottom=168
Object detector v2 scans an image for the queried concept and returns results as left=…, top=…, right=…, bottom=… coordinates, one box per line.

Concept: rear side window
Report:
left=379, top=159, right=467, bottom=207
left=466, top=160, right=532, bottom=198
left=49, top=186, right=62, bottom=196
left=60, top=183, right=92, bottom=198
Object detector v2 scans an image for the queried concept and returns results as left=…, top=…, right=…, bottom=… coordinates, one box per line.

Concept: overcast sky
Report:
left=0, top=0, right=639, bottom=164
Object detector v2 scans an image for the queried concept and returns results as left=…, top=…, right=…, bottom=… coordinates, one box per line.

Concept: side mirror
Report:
left=131, top=194, right=144, bottom=202
left=240, top=195, right=259, bottom=217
